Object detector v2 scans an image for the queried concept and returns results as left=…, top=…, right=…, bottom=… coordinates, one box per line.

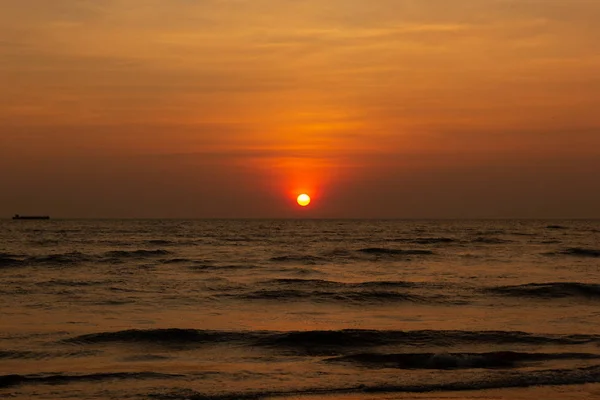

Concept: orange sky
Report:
left=1, top=0, right=599, bottom=218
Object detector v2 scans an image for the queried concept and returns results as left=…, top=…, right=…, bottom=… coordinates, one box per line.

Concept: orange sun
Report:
left=297, top=194, right=311, bottom=207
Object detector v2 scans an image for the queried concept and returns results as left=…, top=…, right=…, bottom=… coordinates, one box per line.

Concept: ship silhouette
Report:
left=12, top=214, right=50, bottom=220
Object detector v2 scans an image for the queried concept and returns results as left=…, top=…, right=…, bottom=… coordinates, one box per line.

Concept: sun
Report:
left=297, top=194, right=311, bottom=207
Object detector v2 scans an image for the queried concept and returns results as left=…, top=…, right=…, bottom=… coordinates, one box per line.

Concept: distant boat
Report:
left=12, top=214, right=50, bottom=220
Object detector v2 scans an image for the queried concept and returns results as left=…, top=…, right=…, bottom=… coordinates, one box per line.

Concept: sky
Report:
left=1, top=0, right=599, bottom=218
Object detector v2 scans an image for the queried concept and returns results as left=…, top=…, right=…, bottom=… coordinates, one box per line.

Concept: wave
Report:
left=357, top=248, right=434, bottom=256
left=488, top=282, right=600, bottom=299
left=146, top=240, right=177, bottom=246
left=149, top=365, right=600, bottom=399
left=103, top=249, right=172, bottom=258
left=0, top=350, right=40, bottom=360
left=27, top=239, right=61, bottom=246
left=36, top=279, right=110, bottom=288
left=2, top=252, right=104, bottom=267
left=560, top=248, right=600, bottom=258
left=547, top=225, right=569, bottom=230
left=160, top=258, right=192, bottom=264
left=263, top=278, right=342, bottom=287
left=232, top=289, right=438, bottom=305
left=64, top=328, right=250, bottom=346
left=189, top=264, right=258, bottom=272
left=273, top=266, right=325, bottom=276
left=393, top=237, right=457, bottom=244
left=259, top=330, right=600, bottom=355
left=263, top=279, right=421, bottom=289
left=226, top=279, right=444, bottom=304
left=471, top=237, right=513, bottom=244
left=0, top=349, right=101, bottom=360
left=0, top=253, right=23, bottom=268
left=269, top=255, right=327, bottom=264
left=27, top=252, right=93, bottom=266
left=64, top=328, right=600, bottom=351
left=476, top=229, right=507, bottom=235
left=94, top=299, right=136, bottom=306
left=219, top=237, right=256, bottom=242
left=0, top=371, right=182, bottom=389
left=413, top=237, right=456, bottom=244
left=326, top=351, right=600, bottom=369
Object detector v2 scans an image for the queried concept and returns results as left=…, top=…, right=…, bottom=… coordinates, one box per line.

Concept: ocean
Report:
left=1, top=219, right=599, bottom=399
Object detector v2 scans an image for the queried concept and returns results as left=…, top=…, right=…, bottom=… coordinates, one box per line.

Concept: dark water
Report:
left=1, top=219, right=599, bottom=399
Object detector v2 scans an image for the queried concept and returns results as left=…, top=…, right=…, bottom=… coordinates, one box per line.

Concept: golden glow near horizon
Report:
left=297, top=194, right=311, bottom=207
left=1, top=0, right=599, bottom=218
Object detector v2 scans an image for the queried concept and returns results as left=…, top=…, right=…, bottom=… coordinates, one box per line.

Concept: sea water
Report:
left=1, top=219, right=599, bottom=399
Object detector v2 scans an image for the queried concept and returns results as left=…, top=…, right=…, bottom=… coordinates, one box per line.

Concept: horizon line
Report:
left=3, top=217, right=600, bottom=221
